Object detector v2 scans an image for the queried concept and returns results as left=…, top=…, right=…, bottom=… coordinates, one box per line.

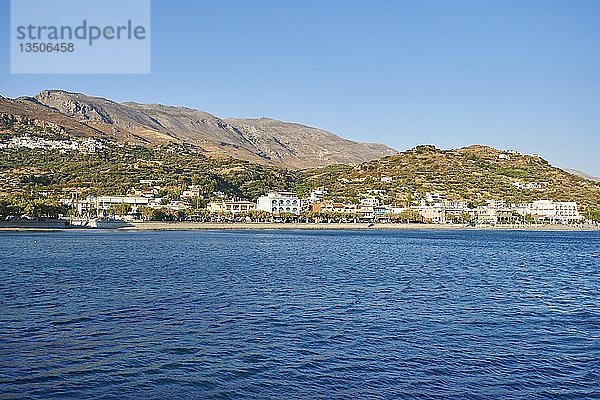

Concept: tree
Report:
left=460, top=212, right=472, bottom=223
left=278, top=212, right=296, bottom=222
left=187, top=208, right=211, bottom=221
left=311, top=211, right=324, bottom=223
left=389, top=209, right=422, bottom=223
left=347, top=212, right=359, bottom=223
left=140, top=206, right=154, bottom=221
left=107, top=203, right=131, bottom=217
left=24, top=199, right=67, bottom=218
left=587, top=210, right=600, bottom=223
left=0, top=197, right=25, bottom=218
left=248, top=209, right=270, bottom=222
left=147, top=207, right=178, bottom=221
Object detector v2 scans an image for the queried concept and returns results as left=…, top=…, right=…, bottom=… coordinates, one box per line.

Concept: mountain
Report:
left=564, top=169, right=600, bottom=183
left=223, top=117, right=394, bottom=167
left=0, top=95, right=108, bottom=139
left=2, top=90, right=599, bottom=211
left=0, top=90, right=397, bottom=169
left=295, top=145, right=600, bottom=209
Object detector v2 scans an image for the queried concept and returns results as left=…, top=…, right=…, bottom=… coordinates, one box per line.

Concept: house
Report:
left=128, top=187, right=156, bottom=198
left=355, top=198, right=384, bottom=220
left=513, top=182, right=542, bottom=190
left=413, top=205, right=446, bottom=223
left=476, top=206, right=499, bottom=224
left=312, top=201, right=345, bottom=213
left=486, top=200, right=506, bottom=209
left=425, top=192, right=444, bottom=203
left=360, top=197, right=380, bottom=207
left=256, top=192, right=301, bottom=215
left=208, top=200, right=256, bottom=214
left=147, top=200, right=190, bottom=212
left=309, top=189, right=327, bottom=203
left=528, top=200, right=581, bottom=223
left=373, top=205, right=389, bottom=218
left=95, top=196, right=149, bottom=217
left=181, top=185, right=203, bottom=198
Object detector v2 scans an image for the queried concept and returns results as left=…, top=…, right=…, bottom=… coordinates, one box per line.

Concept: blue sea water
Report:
left=1, top=229, right=599, bottom=399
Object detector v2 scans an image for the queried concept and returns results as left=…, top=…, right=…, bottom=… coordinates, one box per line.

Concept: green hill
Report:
left=0, top=138, right=293, bottom=205
left=1, top=119, right=599, bottom=216
left=294, top=145, right=600, bottom=210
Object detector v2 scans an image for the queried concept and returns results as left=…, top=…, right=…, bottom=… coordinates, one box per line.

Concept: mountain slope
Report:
left=224, top=117, right=395, bottom=167
left=3, top=90, right=598, bottom=210
left=295, top=145, right=600, bottom=209
left=564, top=168, right=600, bottom=183
left=15, top=90, right=396, bottom=168
left=0, top=140, right=293, bottom=201
left=0, top=96, right=106, bottom=139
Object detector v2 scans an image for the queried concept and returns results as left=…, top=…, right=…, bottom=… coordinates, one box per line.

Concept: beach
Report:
left=1, top=221, right=599, bottom=232
left=122, top=221, right=600, bottom=231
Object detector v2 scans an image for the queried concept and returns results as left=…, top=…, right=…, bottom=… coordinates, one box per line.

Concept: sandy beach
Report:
left=121, top=222, right=600, bottom=231
left=1, top=221, right=599, bottom=232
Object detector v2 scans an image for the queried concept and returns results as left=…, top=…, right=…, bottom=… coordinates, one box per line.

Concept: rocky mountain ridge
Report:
left=0, top=90, right=396, bottom=169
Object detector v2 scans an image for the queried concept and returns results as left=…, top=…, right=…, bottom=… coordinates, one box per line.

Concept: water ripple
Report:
left=1, top=230, right=599, bottom=399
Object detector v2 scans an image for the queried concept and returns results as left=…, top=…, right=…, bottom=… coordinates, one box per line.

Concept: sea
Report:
left=1, top=229, right=599, bottom=399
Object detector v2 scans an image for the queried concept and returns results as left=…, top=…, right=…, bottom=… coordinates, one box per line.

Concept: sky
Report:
left=1, top=0, right=599, bottom=175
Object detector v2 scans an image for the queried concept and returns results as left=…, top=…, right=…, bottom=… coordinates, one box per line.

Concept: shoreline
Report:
left=4, top=221, right=598, bottom=232
left=124, top=222, right=600, bottom=231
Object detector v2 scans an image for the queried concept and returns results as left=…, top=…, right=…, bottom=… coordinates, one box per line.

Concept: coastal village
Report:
left=58, top=180, right=587, bottom=227
left=1, top=120, right=598, bottom=228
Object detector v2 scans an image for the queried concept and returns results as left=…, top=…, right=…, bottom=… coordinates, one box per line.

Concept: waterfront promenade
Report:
left=124, top=222, right=600, bottom=231
left=1, top=221, right=599, bottom=231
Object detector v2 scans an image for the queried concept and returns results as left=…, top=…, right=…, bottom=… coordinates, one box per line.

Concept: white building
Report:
left=309, top=189, right=327, bottom=203
left=476, top=207, right=499, bottom=225
left=181, top=185, right=203, bottom=198
left=96, top=196, right=149, bottom=209
left=256, top=192, right=300, bottom=215
left=486, top=200, right=506, bottom=209
left=360, top=197, right=381, bottom=207
left=425, top=192, right=444, bottom=204
left=389, top=207, right=407, bottom=214
left=513, top=200, right=582, bottom=224
left=95, top=196, right=150, bottom=217
left=355, top=198, right=384, bottom=220
left=528, top=200, right=581, bottom=223
left=444, top=200, right=469, bottom=210
left=147, top=199, right=190, bottom=211
left=513, top=182, right=542, bottom=190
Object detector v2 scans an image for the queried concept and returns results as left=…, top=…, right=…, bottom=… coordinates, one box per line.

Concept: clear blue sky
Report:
left=1, top=0, right=599, bottom=175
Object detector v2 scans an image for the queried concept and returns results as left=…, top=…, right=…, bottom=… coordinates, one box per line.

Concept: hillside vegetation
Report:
left=0, top=131, right=293, bottom=204
left=294, top=145, right=600, bottom=209
left=1, top=117, right=599, bottom=215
